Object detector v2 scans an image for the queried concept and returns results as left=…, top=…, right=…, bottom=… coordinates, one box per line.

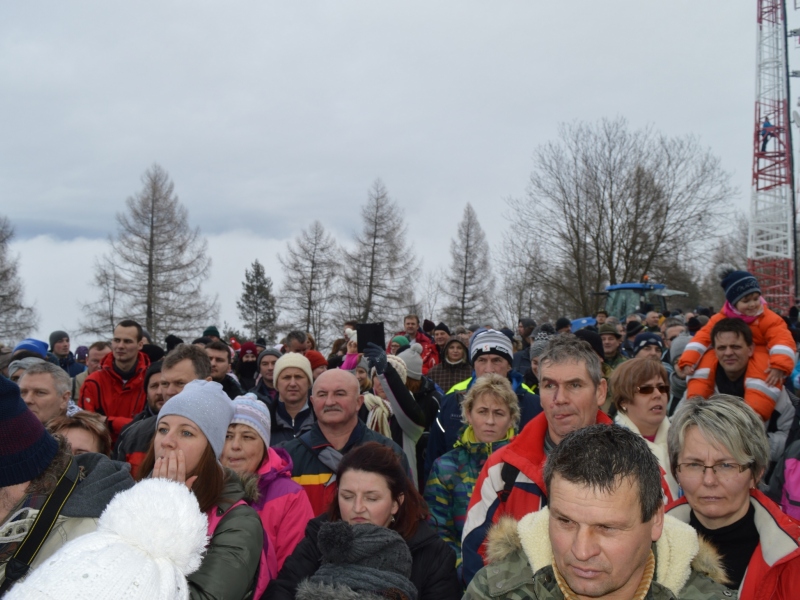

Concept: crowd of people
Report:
left=2, top=266, right=800, bottom=598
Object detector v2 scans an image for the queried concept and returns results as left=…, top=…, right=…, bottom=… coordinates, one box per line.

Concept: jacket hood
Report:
left=219, top=467, right=257, bottom=510
left=453, top=425, right=514, bottom=456
left=486, top=509, right=729, bottom=593
left=442, top=338, right=469, bottom=365
left=61, top=454, right=135, bottom=518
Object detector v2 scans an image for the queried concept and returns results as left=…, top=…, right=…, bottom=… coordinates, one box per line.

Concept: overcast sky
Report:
left=1, top=1, right=787, bottom=346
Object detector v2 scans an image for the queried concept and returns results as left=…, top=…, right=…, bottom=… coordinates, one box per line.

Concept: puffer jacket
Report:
left=0, top=451, right=135, bottom=588
left=190, top=469, right=264, bottom=600
left=464, top=510, right=732, bottom=600
left=57, top=351, right=86, bottom=377
left=424, top=425, right=513, bottom=571
left=264, top=515, right=461, bottom=600
left=246, top=447, right=314, bottom=573
left=668, top=489, right=800, bottom=600
left=78, top=351, right=150, bottom=439
left=112, top=410, right=157, bottom=478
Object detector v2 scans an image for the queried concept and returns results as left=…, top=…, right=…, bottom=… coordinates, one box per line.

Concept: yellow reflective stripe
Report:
left=293, top=473, right=333, bottom=486
left=447, top=378, right=472, bottom=394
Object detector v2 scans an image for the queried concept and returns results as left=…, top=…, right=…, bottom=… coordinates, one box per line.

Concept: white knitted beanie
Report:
left=273, top=352, right=313, bottom=387
left=397, top=343, right=423, bottom=380
left=6, top=478, right=208, bottom=600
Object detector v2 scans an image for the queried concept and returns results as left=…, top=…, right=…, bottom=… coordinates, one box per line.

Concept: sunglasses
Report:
left=635, top=384, right=669, bottom=395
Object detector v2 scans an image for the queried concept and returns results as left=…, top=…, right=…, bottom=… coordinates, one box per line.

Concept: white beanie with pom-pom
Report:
left=397, top=342, right=423, bottom=380
left=6, top=478, right=208, bottom=600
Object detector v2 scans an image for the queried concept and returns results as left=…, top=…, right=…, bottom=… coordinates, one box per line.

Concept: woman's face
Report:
left=676, top=426, right=755, bottom=529
left=623, top=375, right=667, bottom=435
left=390, top=342, right=401, bottom=355
left=355, top=367, right=369, bottom=389
left=447, top=343, right=464, bottom=362
left=62, top=427, right=101, bottom=455
left=221, top=423, right=266, bottom=475
left=338, top=469, right=401, bottom=528
left=154, top=415, right=208, bottom=475
left=466, top=393, right=513, bottom=443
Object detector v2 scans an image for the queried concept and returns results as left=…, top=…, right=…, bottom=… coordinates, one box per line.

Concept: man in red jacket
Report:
left=388, top=314, right=438, bottom=375
left=461, top=334, right=612, bottom=585
left=78, top=319, right=149, bottom=441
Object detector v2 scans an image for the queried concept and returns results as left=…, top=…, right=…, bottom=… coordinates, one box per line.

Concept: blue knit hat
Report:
left=12, top=338, right=49, bottom=359
left=0, top=377, right=59, bottom=487
left=633, top=333, right=664, bottom=356
left=721, top=270, right=761, bottom=306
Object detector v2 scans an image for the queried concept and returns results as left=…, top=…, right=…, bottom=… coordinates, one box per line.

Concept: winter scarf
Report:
left=722, top=297, right=766, bottom=325
left=363, top=393, right=392, bottom=438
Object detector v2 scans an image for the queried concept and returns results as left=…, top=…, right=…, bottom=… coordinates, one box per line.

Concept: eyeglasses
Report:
left=676, top=462, right=750, bottom=481
left=635, top=384, right=669, bottom=395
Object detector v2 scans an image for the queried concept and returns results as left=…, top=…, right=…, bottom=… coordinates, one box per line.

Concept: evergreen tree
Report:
left=237, top=259, right=278, bottom=342
left=441, top=204, right=494, bottom=325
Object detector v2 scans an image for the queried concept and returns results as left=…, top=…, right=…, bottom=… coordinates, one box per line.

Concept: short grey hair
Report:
left=663, top=317, right=685, bottom=330
left=21, top=361, right=71, bottom=397
left=668, top=395, right=770, bottom=482
left=605, top=316, right=621, bottom=327
left=538, top=335, right=603, bottom=387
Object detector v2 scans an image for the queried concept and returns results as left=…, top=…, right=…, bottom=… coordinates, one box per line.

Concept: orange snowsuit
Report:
left=678, top=307, right=795, bottom=420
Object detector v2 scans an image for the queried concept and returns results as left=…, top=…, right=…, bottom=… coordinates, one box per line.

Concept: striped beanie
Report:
left=469, top=328, right=514, bottom=367
left=0, top=377, right=59, bottom=487
left=231, top=394, right=271, bottom=448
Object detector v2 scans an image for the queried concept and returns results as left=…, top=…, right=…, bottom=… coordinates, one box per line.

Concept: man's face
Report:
left=404, top=318, right=419, bottom=338
left=549, top=474, right=663, bottom=599
left=86, top=346, right=111, bottom=374
left=595, top=313, right=607, bottom=325
left=259, top=354, right=278, bottom=386
left=540, top=359, right=606, bottom=444
left=636, top=345, right=662, bottom=360
left=19, top=372, right=69, bottom=424
left=53, top=337, right=70, bottom=357
left=663, top=325, right=685, bottom=349
left=276, top=367, right=310, bottom=405
left=112, top=325, right=143, bottom=366
left=473, top=354, right=512, bottom=378
left=311, top=370, right=363, bottom=428
left=600, top=334, right=620, bottom=357
left=645, top=312, right=660, bottom=328
left=206, top=348, right=231, bottom=380
left=286, top=339, right=306, bottom=354
left=714, top=332, right=754, bottom=379
left=146, top=372, right=166, bottom=413
left=434, top=330, right=449, bottom=347
left=160, top=359, right=200, bottom=401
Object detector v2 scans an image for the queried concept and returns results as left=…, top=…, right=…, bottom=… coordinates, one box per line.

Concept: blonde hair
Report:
left=460, top=374, right=520, bottom=428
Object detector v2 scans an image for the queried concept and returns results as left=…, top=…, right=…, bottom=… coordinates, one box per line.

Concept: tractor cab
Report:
left=599, top=282, right=688, bottom=320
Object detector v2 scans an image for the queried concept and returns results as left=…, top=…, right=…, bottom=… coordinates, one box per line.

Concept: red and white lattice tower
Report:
left=748, top=0, right=797, bottom=313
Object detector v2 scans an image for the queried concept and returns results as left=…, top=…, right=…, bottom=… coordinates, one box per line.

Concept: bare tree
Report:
left=0, top=216, right=37, bottom=342
left=338, top=180, right=420, bottom=324
left=79, top=255, right=126, bottom=338
left=696, top=212, right=749, bottom=310
left=417, top=268, right=444, bottom=323
left=441, top=204, right=494, bottom=325
left=493, top=224, right=546, bottom=326
left=237, top=259, right=278, bottom=342
left=278, top=221, right=339, bottom=348
left=509, top=118, right=735, bottom=316
left=83, top=164, right=218, bottom=342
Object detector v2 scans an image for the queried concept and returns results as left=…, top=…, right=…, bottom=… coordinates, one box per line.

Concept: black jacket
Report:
left=264, top=515, right=461, bottom=600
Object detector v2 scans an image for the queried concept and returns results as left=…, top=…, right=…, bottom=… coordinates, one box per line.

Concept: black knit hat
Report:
left=49, top=330, right=69, bottom=351
left=433, top=322, right=451, bottom=335
left=0, top=377, right=59, bottom=487
left=164, top=334, right=184, bottom=352
left=625, top=321, right=644, bottom=338
left=555, top=317, right=572, bottom=331
left=575, top=329, right=605, bottom=361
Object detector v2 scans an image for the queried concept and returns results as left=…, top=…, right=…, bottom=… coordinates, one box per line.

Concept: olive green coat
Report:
left=464, top=509, right=736, bottom=600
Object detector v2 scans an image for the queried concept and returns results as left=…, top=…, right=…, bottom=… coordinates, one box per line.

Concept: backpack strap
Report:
left=497, top=462, right=520, bottom=505
left=0, top=457, right=80, bottom=594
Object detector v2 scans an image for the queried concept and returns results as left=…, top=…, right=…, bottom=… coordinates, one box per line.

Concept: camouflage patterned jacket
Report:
left=464, top=509, right=736, bottom=600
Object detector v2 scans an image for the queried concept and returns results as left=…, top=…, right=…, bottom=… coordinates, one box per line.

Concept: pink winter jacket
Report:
left=252, top=447, right=314, bottom=572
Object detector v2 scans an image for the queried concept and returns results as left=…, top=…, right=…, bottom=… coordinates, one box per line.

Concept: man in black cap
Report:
left=48, top=330, right=85, bottom=378
left=599, top=323, right=627, bottom=371
left=0, top=378, right=133, bottom=591
left=432, top=322, right=451, bottom=362
left=554, top=317, right=572, bottom=334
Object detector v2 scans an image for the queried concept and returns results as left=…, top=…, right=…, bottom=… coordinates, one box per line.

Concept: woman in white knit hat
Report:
left=221, top=395, right=314, bottom=574
left=136, top=380, right=267, bottom=599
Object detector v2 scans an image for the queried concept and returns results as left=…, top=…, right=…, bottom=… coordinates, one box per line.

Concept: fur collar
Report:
left=485, top=508, right=729, bottom=594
